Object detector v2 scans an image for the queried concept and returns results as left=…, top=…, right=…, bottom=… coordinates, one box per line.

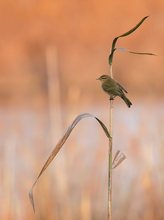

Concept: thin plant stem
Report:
left=108, top=64, right=113, bottom=220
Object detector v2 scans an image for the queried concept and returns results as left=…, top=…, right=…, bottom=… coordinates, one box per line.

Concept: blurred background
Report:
left=0, top=0, right=164, bottom=220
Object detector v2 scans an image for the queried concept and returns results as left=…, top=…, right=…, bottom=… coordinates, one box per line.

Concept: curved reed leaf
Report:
left=109, top=16, right=149, bottom=65
left=118, top=16, right=149, bottom=38
left=29, top=113, right=111, bottom=212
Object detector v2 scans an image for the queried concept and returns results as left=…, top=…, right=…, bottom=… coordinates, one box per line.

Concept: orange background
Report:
left=0, top=1, right=164, bottom=220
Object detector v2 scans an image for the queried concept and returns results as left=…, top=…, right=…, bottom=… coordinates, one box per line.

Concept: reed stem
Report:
left=108, top=64, right=113, bottom=220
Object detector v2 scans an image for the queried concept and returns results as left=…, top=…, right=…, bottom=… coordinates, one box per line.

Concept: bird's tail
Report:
left=121, top=94, right=132, bottom=108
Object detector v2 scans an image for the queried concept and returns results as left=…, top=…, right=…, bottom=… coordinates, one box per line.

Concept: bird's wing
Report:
left=102, top=82, right=118, bottom=96
left=116, top=82, right=128, bottom=93
left=102, top=82, right=112, bottom=92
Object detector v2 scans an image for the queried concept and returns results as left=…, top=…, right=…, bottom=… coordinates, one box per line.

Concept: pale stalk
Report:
left=108, top=64, right=113, bottom=220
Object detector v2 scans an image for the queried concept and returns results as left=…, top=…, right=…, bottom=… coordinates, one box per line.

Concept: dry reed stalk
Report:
left=108, top=64, right=113, bottom=220
left=46, top=46, right=73, bottom=220
left=46, top=45, right=63, bottom=142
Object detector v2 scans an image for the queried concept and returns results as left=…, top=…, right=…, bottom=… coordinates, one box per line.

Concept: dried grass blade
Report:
left=29, top=113, right=111, bottom=212
left=128, top=51, right=157, bottom=56
left=112, top=150, right=120, bottom=165
left=112, top=154, right=126, bottom=169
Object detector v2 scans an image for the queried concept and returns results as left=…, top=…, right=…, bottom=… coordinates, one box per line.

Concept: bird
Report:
left=97, top=74, right=132, bottom=108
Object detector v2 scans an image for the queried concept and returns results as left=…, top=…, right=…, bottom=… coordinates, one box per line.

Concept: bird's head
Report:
left=97, top=75, right=109, bottom=82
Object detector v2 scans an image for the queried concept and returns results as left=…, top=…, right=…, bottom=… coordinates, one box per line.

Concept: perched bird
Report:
left=97, top=74, right=132, bottom=108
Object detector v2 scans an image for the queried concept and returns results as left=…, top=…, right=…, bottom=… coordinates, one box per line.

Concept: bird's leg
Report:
left=109, top=96, right=114, bottom=101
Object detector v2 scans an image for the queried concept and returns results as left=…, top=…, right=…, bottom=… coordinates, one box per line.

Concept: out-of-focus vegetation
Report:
left=0, top=0, right=163, bottom=108
left=0, top=1, right=164, bottom=220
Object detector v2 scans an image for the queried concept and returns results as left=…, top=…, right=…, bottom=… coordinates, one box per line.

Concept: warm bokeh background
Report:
left=1, top=1, right=164, bottom=220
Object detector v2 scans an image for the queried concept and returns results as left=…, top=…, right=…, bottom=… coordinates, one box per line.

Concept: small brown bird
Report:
left=97, top=74, right=132, bottom=108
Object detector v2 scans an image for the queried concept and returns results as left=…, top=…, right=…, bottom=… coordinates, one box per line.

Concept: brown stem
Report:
left=108, top=64, right=113, bottom=220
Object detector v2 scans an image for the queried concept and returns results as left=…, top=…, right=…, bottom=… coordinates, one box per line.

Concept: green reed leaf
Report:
left=109, top=16, right=149, bottom=65
left=29, top=113, right=111, bottom=213
left=118, top=16, right=149, bottom=38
